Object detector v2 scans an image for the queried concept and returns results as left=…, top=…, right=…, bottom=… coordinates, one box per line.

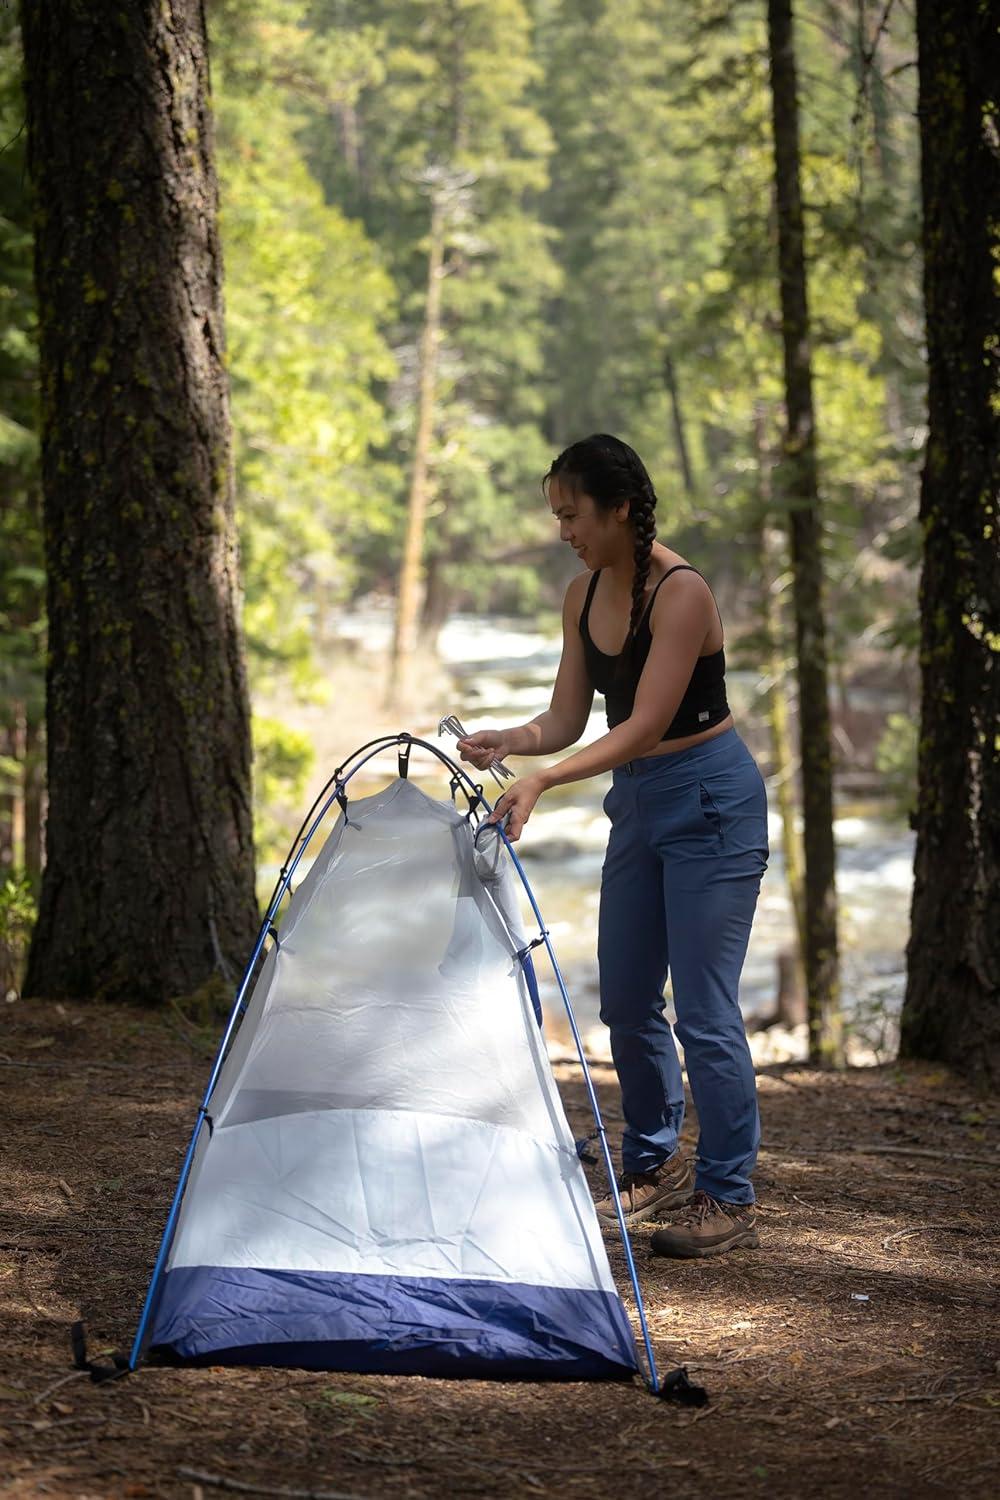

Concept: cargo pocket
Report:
left=699, top=780, right=725, bottom=846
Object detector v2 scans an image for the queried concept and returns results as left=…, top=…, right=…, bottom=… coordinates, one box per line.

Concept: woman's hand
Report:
left=486, top=773, right=546, bottom=843
left=456, top=729, right=511, bottom=773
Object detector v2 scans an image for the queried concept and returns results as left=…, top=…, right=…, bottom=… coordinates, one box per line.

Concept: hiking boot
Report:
left=649, top=1190, right=759, bottom=1258
left=594, top=1150, right=694, bottom=1225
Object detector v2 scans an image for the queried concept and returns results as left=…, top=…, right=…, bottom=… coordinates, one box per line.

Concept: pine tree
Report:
left=900, top=0, right=1000, bottom=1083
left=20, top=0, right=259, bottom=1003
left=766, top=0, right=842, bottom=1064
left=307, top=0, right=560, bottom=666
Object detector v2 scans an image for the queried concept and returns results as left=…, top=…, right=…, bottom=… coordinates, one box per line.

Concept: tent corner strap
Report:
left=82, top=731, right=709, bottom=1405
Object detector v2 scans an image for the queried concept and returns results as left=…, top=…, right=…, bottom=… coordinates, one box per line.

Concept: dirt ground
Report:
left=1, top=998, right=998, bottom=1499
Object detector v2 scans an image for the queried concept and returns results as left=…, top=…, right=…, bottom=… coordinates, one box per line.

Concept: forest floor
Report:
left=2, top=998, right=998, bottom=1499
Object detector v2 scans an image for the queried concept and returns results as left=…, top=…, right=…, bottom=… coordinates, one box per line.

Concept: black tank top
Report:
left=579, top=565, right=730, bottom=741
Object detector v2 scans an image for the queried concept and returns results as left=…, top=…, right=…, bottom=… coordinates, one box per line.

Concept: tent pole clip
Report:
left=449, top=774, right=478, bottom=816
left=465, top=785, right=489, bottom=822
left=516, top=931, right=548, bottom=960
left=398, top=735, right=412, bottom=779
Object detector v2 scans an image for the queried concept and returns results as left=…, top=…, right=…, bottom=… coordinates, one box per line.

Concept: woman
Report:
left=457, top=434, right=768, bottom=1259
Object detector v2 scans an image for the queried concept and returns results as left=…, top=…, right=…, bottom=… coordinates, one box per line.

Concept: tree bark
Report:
left=767, top=0, right=843, bottom=1065
left=0, top=716, right=13, bottom=874
left=386, top=189, right=445, bottom=709
left=663, top=347, right=695, bottom=496
left=23, top=700, right=43, bottom=890
left=20, top=0, right=258, bottom=1003
left=753, top=405, right=807, bottom=1019
left=900, top=0, right=1000, bottom=1084
left=419, top=549, right=452, bottom=651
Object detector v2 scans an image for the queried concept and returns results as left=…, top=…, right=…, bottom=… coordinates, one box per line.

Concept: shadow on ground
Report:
left=1, top=999, right=997, bottom=1497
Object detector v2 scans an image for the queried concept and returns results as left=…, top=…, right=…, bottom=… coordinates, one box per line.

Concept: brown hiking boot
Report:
left=649, top=1190, right=759, bottom=1258
left=594, top=1150, right=694, bottom=1225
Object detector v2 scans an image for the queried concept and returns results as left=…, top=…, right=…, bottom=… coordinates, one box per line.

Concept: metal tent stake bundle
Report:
left=76, top=734, right=705, bottom=1403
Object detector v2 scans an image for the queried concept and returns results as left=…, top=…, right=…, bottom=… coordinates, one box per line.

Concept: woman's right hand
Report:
left=455, top=729, right=510, bottom=772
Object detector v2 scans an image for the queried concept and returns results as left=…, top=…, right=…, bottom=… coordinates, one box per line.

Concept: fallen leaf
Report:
left=25, top=1036, right=56, bottom=1050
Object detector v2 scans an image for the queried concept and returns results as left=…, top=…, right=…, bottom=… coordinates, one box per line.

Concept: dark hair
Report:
left=543, top=433, right=658, bottom=660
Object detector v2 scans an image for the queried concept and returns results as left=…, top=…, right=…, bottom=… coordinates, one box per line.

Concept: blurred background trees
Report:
left=7, top=1, right=988, bottom=1074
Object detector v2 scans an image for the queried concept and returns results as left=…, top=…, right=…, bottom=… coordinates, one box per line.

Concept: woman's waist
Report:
left=613, top=722, right=751, bottom=783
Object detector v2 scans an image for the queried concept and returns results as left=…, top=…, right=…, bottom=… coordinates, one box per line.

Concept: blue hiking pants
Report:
left=598, top=727, right=768, bottom=1204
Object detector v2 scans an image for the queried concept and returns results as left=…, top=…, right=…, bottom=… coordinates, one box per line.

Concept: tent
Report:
left=124, top=735, right=664, bottom=1386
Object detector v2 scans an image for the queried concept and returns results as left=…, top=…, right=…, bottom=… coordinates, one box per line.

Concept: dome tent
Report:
left=123, top=735, right=668, bottom=1387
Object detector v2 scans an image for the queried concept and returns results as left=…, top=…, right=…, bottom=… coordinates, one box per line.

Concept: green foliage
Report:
left=534, top=0, right=922, bottom=689
left=303, top=0, right=564, bottom=621
left=209, top=1, right=400, bottom=693
left=252, top=713, right=316, bottom=865
left=1, top=0, right=929, bottom=882
left=0, top=872, right=36, bottom=1000
left=875, top=711, right=918, bottom=818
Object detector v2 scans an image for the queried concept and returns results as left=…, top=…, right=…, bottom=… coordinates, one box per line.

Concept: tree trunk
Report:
left=900, top=0, right=1000, bottom=1084
left=0, top=717, right=13, bottom=874
left=20, top=0, right=258, bottom=1003
left=767, top=0, right=843, bottom=1066
left=753, top=405, right=807, bottom=1018
left=386, top=190, right=445, bottom=709
left=419, top=550, right=452, bottom=652
left=10, top=703, right=25, bottom=869
left=23, top=701, right=43, bottom=890
left=663, top=347, right=695, bottom=495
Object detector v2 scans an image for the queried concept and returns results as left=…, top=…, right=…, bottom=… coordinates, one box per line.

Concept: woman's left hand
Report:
left=486, top=774, right=546, bottom=843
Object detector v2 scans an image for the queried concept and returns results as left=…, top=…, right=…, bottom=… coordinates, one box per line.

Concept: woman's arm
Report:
left=458, top=574, right=594, bottom=765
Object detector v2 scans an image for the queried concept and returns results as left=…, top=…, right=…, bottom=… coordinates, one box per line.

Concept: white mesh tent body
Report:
left=141, top=770, right=639, bottom=1380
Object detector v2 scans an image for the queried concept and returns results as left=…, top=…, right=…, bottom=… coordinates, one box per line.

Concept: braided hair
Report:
left=543, top=434, right=659, bottom=672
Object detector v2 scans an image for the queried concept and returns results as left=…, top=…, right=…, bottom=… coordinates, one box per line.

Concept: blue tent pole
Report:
left=267, top=737, right=664, bottom=1389
left=497, top=830, right=662, bottom=1395
left=129, top=734, right=478, bottom=1368
left=130, top=735, right=656, bottom=1381
left=127, top=772, right=358, bottom=1369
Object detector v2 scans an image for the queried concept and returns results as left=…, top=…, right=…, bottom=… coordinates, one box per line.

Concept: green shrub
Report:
left=0, top=872, right=36, bottom=1000
left=252, top=715, right=315, bottom=870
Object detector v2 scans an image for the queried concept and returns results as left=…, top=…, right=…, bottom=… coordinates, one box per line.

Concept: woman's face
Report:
left=548, top=476, right=629, bottom=569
